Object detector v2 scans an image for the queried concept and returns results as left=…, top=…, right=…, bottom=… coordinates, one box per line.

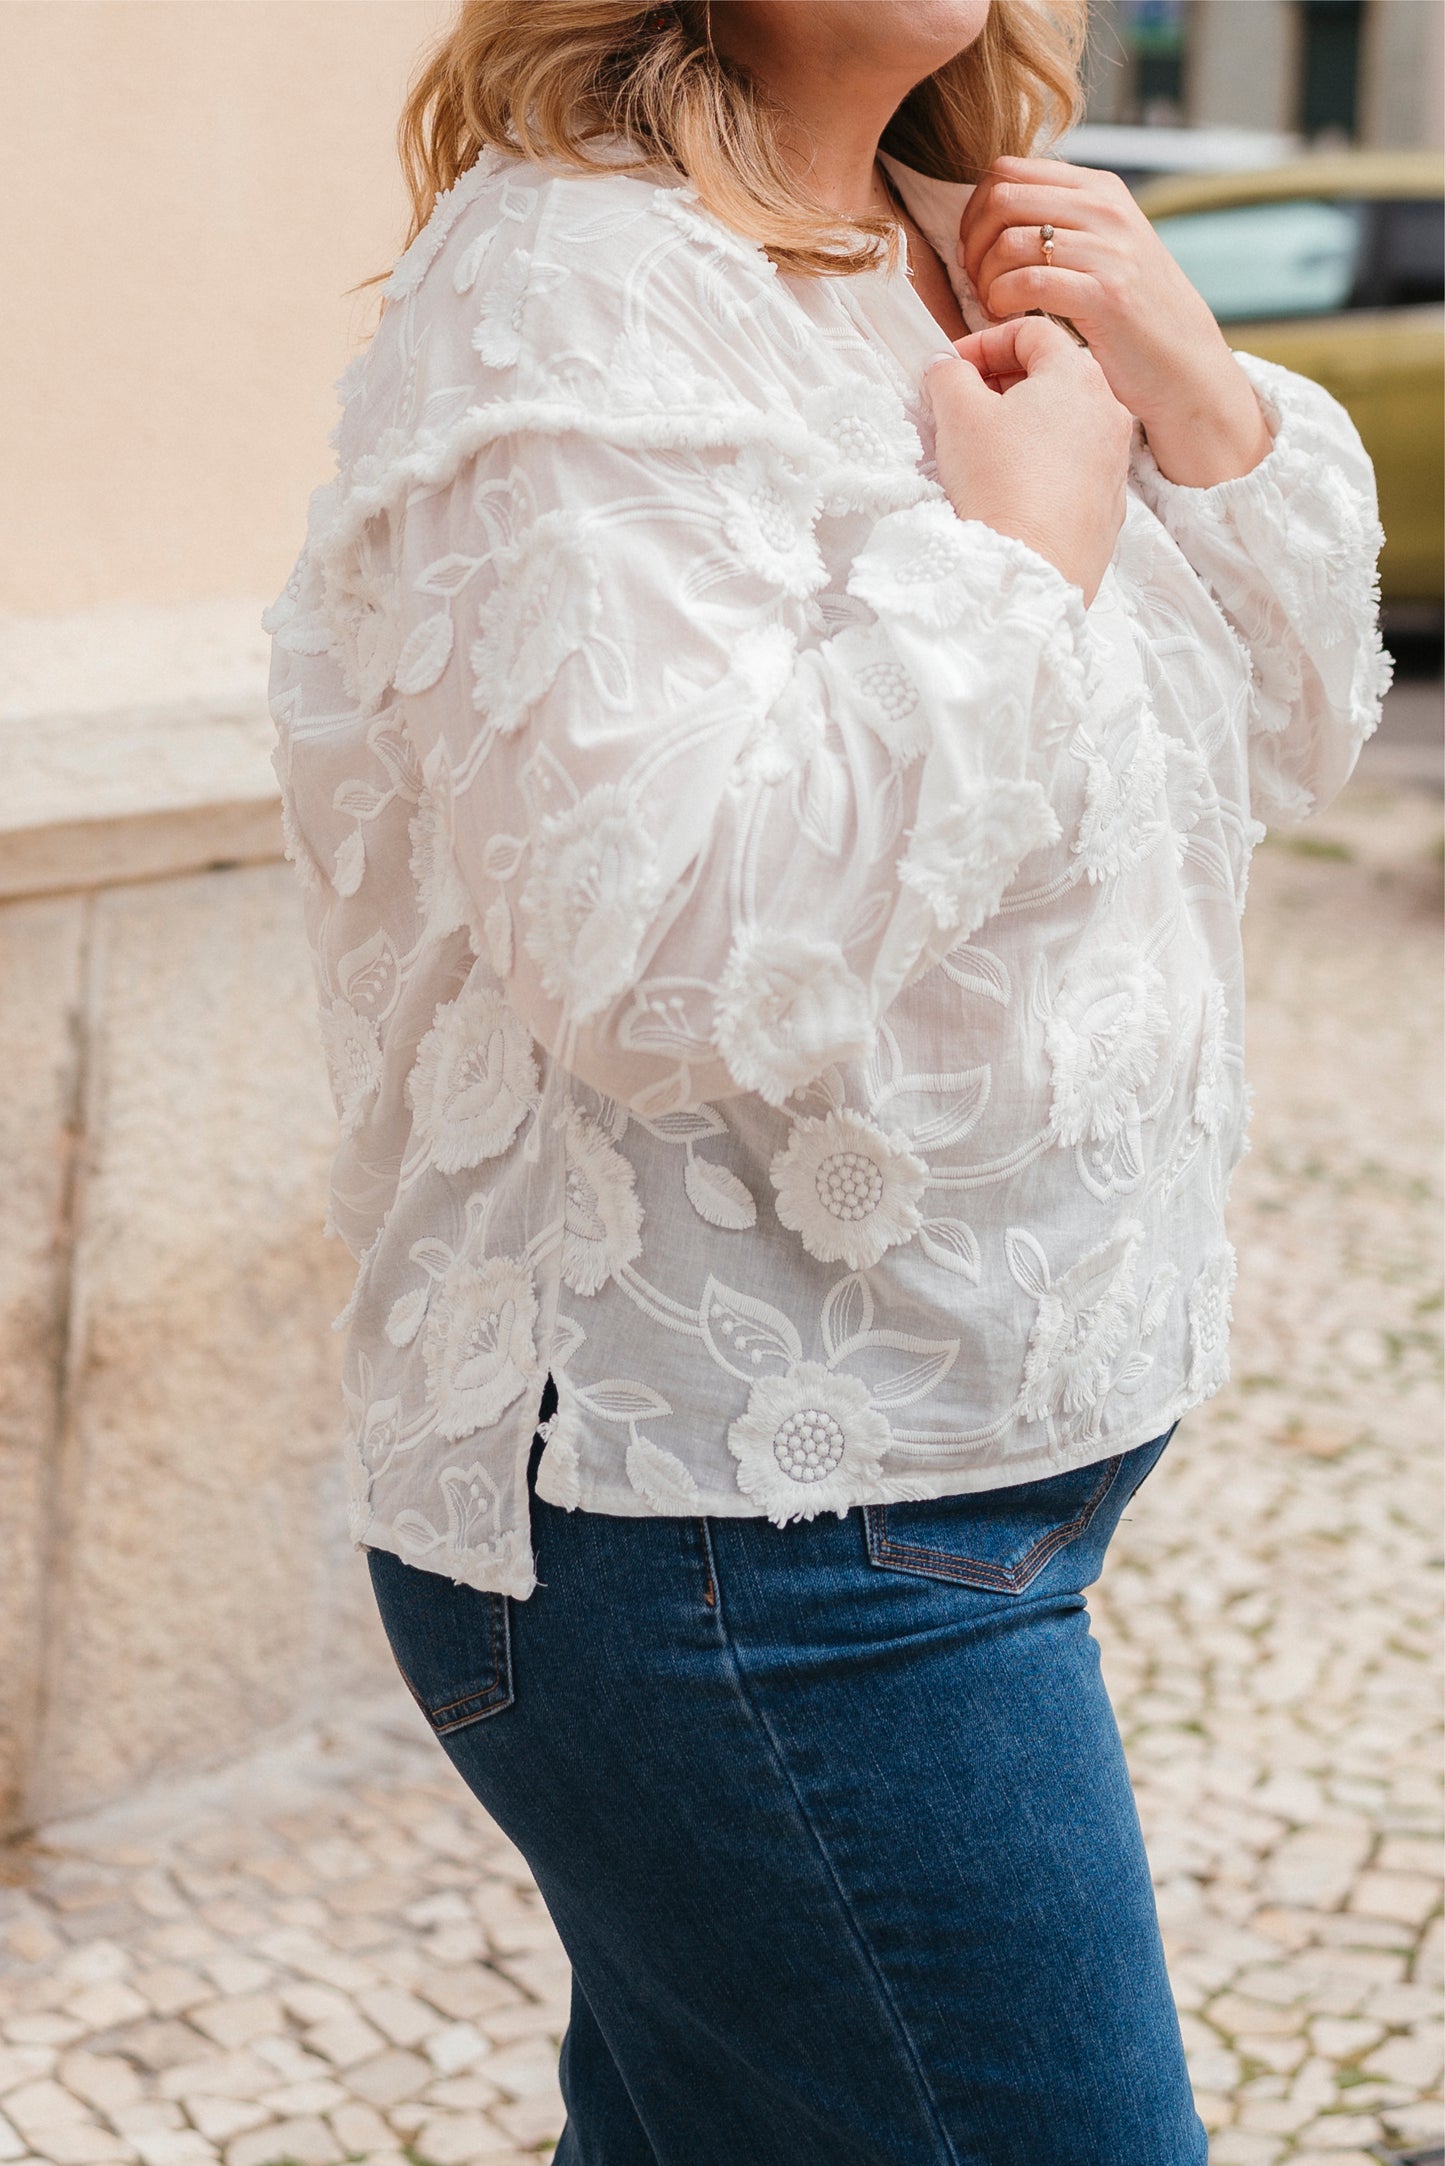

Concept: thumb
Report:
left=923, top=351, right=997, bottom=418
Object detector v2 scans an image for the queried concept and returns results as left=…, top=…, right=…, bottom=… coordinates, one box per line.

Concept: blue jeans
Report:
left=366, top=1408, right=1206, bottom=2166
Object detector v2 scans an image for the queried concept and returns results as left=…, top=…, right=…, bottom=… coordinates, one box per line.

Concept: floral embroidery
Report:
left=269, top=156, right=1384, bottom=1600
left=770, top=1111, right=925, bottom=1270
left=727, top=1364, right=891, bottom=1522
left=1045, top=946, right=1168, bottom=1147
left=714, top=932, right=873, bottom=1107
left=1014, top=1222, right=1144, bottom=1427
left=470, top=513, right=601, bottom=737
left=1072, top=718, right=1168, bottom=883
left=1187, top=1245, right=1236, bottom=1397
left=407, top=987, right=540, bottom=1173
left=318, top=997, right=383, bottom=1135
left=472, top=247, right=532, bottom=369
left=559, top=1101, right=644, bottom=1296
left=422, top=1253, right=540, bottom=1439
left=520, top=784, right=663, bottom=1023
left=626, top=1437, right=703, bottom=1513
left=802, top=383, right=924, bottom=518
left=901, top=780, right=1060, bottom=937
left=713, top=448, right=826, bottom=598
left=408, top=784, right=469, bottom=939
left=829, top=623, right=929, bottom=763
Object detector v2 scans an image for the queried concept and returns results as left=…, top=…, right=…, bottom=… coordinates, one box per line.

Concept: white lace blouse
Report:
left=266, top=147, right=1389, bottom=1599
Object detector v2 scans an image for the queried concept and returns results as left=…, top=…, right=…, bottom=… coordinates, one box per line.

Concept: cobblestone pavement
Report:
left=0, top=776, right=1440, bottom=2166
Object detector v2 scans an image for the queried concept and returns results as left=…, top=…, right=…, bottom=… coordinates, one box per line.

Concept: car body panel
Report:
left=1136, top=155, right=1444, bottom=604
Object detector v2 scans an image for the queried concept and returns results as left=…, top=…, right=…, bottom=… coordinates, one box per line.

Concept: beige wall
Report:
left=0, top=0, right=439, bottom=615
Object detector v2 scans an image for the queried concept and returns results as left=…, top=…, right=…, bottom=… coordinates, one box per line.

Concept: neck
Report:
left=707, top=22, right=916, bottom=219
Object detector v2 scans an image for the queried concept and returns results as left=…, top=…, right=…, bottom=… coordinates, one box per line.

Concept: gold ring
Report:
left=1040, top=223, right=1055, bottom=266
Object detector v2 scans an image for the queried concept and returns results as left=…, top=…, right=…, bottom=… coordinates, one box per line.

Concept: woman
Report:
left=267, top=2, right=1388, bottom=2158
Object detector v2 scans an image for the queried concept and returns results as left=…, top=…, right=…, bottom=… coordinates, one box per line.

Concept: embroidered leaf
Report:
left=1140, top=1265, right=1179, bottom=1339
left=536, top=1433, right=582, bottom=1510
left=385, top=1288, right=429, bottom=1348
left=548, top=1314, right=587, bottom=1369
left=332, top=780, right=388, bottom=821
left=338, top=929, right=398, bottom=1013
left=828, top=1327, right=959, bottom=1407
left=416, top=552, right=485, bottom=597
left=1116, top=1353, right=1154, bottom=1393
left=795, top=743, right=849, bottom=859
left=390, top=1510, right=443, bottom=1556
left=863, top=1020, right=902, bottom=1100
left=939, top=944, right=1011, bottom=1006
left=333, top=830, right=366, bottom=896
left=882, top=1066, right=991, bottom=1154
left=700, top=1276, right=803, bottom=1382
left=409, top=1238, right=455, bottom=1280
left=1005, top=1228, right=1052, bottom=1300
left=845, top=889, right=891, bottom=947
left=821, top=1273, right=874, bottom=1362
left=584, top=635, right=632, bottom=708
left=629, top=1071, right=695, bottom=1121
left=481, top=832, right=526, bottom=881
left=919, top=1219, right=981, bottom=1283
left=452, top=232, right=490, bottom=293
left=394, top=612, right=455, bottom=694
left=632, top=1105, right=728, bottom=1144
left=574, top=1380, right=674, bottom=1424
left=626, top=1438, right=703, bottom=1514
left=684, top=1155, right=757, bottom=1231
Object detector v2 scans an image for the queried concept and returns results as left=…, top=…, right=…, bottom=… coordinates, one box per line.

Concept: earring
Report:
left=645, top=5, right=673, bottom=27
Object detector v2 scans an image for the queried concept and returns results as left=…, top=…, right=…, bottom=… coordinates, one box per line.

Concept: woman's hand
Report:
left=926, top=316, right=1132, bottom=606
left=957, top=157, right=1272, bottom=489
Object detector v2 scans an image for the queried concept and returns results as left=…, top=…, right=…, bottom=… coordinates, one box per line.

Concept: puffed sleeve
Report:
left=297, top=173, right=1093, bottom=1117
left=1130, top=351, right=1392, bottom=823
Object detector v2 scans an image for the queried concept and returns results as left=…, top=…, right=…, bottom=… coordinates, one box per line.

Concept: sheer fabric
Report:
left=266, top=150, right=1388, bottom=1597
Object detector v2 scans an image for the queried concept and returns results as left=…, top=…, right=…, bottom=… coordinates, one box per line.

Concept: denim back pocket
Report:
left=863, top=1454, right=1127, bottom=1595
left=366, top=1546, right=514, bottom=1734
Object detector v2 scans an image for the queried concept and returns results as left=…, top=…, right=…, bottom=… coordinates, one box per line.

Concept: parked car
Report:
left=1058, top=122, right=1299, bottom=192
left=1137, top=152, right=1445, bottom=609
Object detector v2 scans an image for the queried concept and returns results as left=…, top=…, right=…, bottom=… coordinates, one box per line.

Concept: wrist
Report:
left=1138, top=352, right=1272, bottom=489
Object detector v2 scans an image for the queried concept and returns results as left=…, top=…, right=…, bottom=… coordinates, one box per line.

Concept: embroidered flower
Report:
left=422, top=1254, right=540, bottom=1439
left=848, top=500, right=982, bottom=630
left=1072, top=719, right=1168, bottom=883
left=714, top=931, right=873, bottom=1107
left=1187, top=1245, right=1236, bottom=1398
left=727, top=1363, right=891, bottom=1523
left=407, top=988, right=539, bottom=1173
left=1192, top=980, right=1230, bottom=1137
left=607, top=331, right=709, bottom=415
left=714, top=448, right=826, bottom=599
left=327, top=552, right=402, bottom=713
left=1016, top=1222, right=1143, bottom=1426
left=471, top=514, right=602, bottom=737
left=1045, top=945, right=1168, bottom=1147
left=770, top=1110, right=925, bottom=1270
left=827, top=622, right=929, bottom=764
left=319, top=997, right=383, bottom=1135
left=472, top=246, right=532, bottom=368
left=901, top=780, right=1060, bottom=938
left=439, top=1459, right=505, bottom=1550
left=802, top=383, right=924, bottom=518
left=409, top=784, right=469, bottom=939
left=520, top=784, right=662, bottom=1022
left=559, top=1101, right=644, bottom=1296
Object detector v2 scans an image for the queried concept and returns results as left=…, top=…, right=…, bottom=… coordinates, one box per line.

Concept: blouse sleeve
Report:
left=367, top=187, right=1091, bottom=1117
left=1130, top=350, right=1391, bottom=823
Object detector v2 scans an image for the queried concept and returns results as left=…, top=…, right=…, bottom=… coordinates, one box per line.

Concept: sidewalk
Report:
left=0, top=775, right=1440, bottom=2166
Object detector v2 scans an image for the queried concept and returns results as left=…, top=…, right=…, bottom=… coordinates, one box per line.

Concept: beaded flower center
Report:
left=771, top=1409, right=847, bottom=1483
left=815, top=1149, right=885, bottom=1222
left=751, top=483, right=798, bottom=554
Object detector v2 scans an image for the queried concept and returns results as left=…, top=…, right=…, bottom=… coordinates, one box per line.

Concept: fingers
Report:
left=959, top=186, right=1087, bottom=278
left=922, top=351, right=997, bottom=415
left=980, top=265, right=1099, bottom=326
left=957, top=312, right=1084, bottom=380
left=973, top=223, right=1105, bottom=307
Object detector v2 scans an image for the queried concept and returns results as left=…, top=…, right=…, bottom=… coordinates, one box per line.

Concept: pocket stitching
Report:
left=866, top=1455, right=1124, bottom=1593
left=389, top=1590, right=514, bottom=1734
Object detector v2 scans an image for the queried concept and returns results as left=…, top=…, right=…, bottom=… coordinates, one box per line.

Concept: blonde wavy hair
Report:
left=397, top=0, right=1087, bottom=278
